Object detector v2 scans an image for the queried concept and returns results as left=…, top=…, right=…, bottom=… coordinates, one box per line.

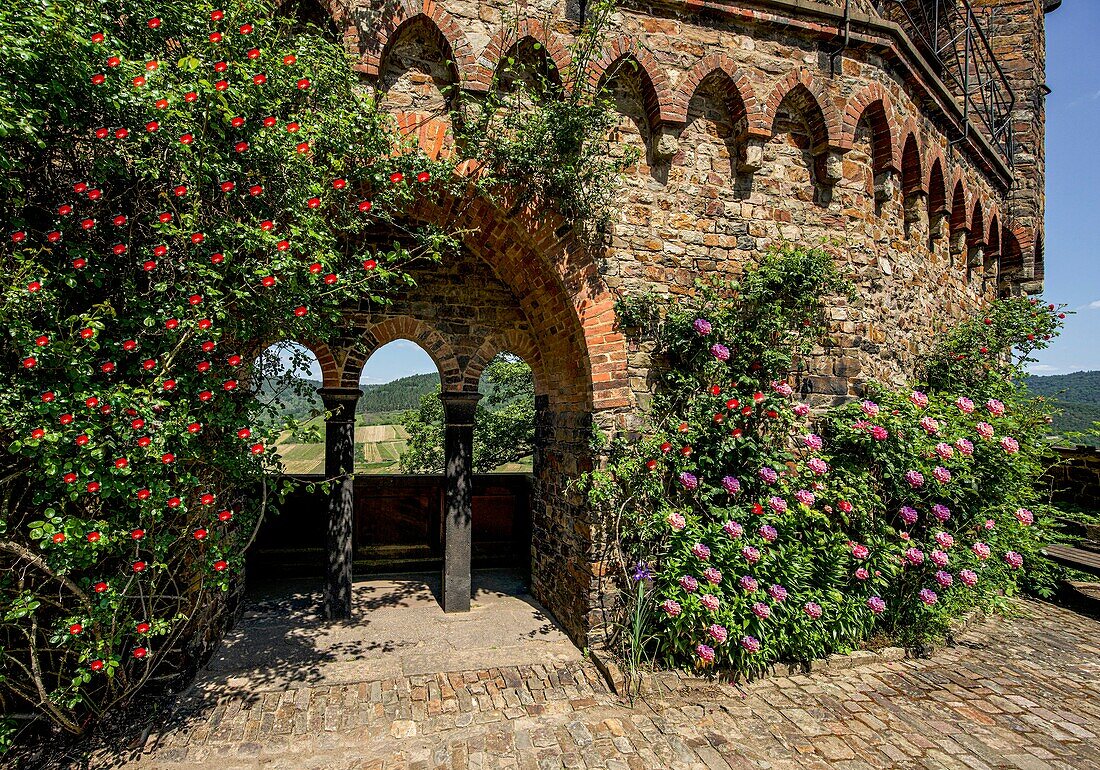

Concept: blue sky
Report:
left=287, top=6, right=1097, bottom=385
left=1032, top=2, right=1100, bottom=375
left=284, top=339, right=438, bottom=384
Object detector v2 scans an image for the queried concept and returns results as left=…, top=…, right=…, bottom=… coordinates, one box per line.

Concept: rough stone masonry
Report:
left=287, top=0, right=1055, bottom=646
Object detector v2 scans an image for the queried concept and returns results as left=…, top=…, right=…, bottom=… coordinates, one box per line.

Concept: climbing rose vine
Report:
left=0, top=0, right=457, bottom=734
left=589, top=247, right=1066, bottom=675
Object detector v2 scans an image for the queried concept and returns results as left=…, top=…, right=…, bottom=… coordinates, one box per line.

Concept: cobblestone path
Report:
left=108, top=600, right=1100, bottom=770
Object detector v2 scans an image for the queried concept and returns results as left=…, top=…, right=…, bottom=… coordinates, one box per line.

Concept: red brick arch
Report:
left=462, top=329, right=545, bottom=395
left=587, top=36, right=675, bottom=130
left=668, top=54, right=765, bottom=136
left=473, top=19, right=573, bottom=92
left=243, top=338, right=341, bottom=390
left=969, top=198, right=987, bottom=247
left=949, top=172, right=970, bottom=233
left=840, top=82, right=901, bottom=171
left=403, top=186, right=630, bottom=413
left=357, top=0, right=478, bottom=87
left=926, top=151, right=948, bottom=215
left=986, top=212, right=1001, bottom=258
left=762, top=69, right=841, bottom=153
left=342, top=316, right=463, bottom=390
left=901, top=130, right=924, bottom=195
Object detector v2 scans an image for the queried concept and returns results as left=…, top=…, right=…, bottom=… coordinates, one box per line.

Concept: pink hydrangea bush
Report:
left=587, top=252, right=1066, bottom=673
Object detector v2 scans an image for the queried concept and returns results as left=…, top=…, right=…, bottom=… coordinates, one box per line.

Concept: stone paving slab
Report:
left=97, top=599, right=1100, bottom=770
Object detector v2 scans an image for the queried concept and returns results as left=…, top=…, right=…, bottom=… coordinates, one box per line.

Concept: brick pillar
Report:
left=439, top=391, right=481, bottom=613
left=318, top=387, right=361, bottom=620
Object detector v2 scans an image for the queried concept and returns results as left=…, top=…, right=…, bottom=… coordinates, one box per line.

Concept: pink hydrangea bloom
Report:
left=860, top=400, right=880, bottom=417
left=955, top=397, right=975, bottom=414
left=904, top=470, right=925, bottom=488
left=679, top=472, right=698, bottom=490
left=667, top=512, right=686, bottom=531
left=721, top=476, right=741, bottom=495
left=793, top=403, right=810, bottom=417
left=976, top=421, right=995, bottom=439
left=954, top=438, right=975, bottom=456
left=934, top=570, right=953, bottom=588
left=740, top=635, right=762, bottom=653
left=703, top=567, right=722, bottom=585
left=931, top=504, right=951, bottom=522
left=984, top=519, right=996, bottom=530
left=707, top=624, right=728, bottom=644
left=723, top=520, right=743, bottom=539
left=972, top=542, right=991, bottom=560
left=851, top=542, right=870, bottom=559
left=739, top=575, right=759, bottom=592
left=768, top=584, right=788, bottom=602
left=959, top=569, right=978, bottom=588
left=935, top=443, right=954, bottom=460
left=930, top=550, right=949, bottom=568
left=986, top=399, right=1006, bottom=417
left=710, top=343, right=730, bottom=361
left=807, top=458, right=829, bottom=475
left=695, top=643, right=715, bottom=663
left=802, top=433, right=824, bottom=451
left=867, top=596, right=886, bottom=614
left=772, top=381, right=794, bottom=397
left=855, top=567, right=870, bottom=580
left=905, top=547, right=925, bottom=565
left=795, top=489, right=816, bottom=506
left=899, top=506, right=919, bottom=525
left=935, top=531, right=954, bottom=549
left=679, top=575, right=699, bottom=592
left=919, top=416, right=940, bottom=435
left=919, top=588, right=939, bottom=605
left=693, top=318, right=712, bottom=335
left=701, top=593, right=721, bottom=611
left=758, top=524, right=778, bottom=542
left=910, top=391, right=929, bottom=408
left=1015, top=507, right=1034, bottom=526
left=933, top=466, right=952, bottom=484
left=742, top=546, right=761, bottom=564
left=751, top=602, right=771, bottom=619
left=768, top=496, right=788, bottom=514
left=871, top=425, right=889, bottom=441
left=691, top=542, right=711, bottom=561
left=758, top=466, right=778, bottom=484
left=1000, top=436, right=1020, bottom=454
left=1004, top=551, right=1024, bottom=569
left=803, top=602, right=823, bottom=619
left=661, top=599, right=682, bottom=616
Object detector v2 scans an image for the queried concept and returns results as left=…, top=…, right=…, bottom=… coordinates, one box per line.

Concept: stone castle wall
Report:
left=295, top=0, right=1052, bottom=643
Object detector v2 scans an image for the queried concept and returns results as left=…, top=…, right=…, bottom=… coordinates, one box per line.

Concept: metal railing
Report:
left=876, top=0, right=1016, bottom=166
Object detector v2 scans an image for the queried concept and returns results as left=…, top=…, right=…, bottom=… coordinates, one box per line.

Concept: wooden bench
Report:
left=1043, top=544, right=1100, bottom=577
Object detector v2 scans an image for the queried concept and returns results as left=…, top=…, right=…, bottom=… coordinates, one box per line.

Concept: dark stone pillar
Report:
left=439, top=391, right=481, bottom=613
left=318, top=387, right=362, bottom=620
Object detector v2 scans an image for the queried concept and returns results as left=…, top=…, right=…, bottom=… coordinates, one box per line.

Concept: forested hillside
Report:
left=259, top=373, right=440, bottom=424
left=1026, top=370, right=1100, bottom=445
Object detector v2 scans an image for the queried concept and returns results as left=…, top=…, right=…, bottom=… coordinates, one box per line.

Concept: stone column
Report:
left=318, top=386, right=362, bottom=620
left=439, top=391, right=481, bottom=613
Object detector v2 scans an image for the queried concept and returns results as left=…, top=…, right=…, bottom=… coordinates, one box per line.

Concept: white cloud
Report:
left=1089, top=299, right=1100, bottom=309
left=1028, top=364, right=1060, bottom=373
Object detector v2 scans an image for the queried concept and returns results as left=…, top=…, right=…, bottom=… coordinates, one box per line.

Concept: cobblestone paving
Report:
left=108, top=600, right=1100, bottom=770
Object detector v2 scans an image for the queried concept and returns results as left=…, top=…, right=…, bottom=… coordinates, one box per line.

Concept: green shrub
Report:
left=590, top=248, right=1067, bottom=673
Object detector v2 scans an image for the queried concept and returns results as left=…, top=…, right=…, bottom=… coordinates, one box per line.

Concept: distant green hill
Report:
left=258, top=372, right=440, bottom=425
left=1026, top=370, right=1100, bottom=445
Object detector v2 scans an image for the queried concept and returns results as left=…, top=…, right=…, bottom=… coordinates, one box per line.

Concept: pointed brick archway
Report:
left=309, top=180, right=630, bottom=644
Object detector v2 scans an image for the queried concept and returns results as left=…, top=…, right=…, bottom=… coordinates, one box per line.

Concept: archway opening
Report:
left=256, top=341, right=326, bottom=475
left=356, top=339, right=441, bottom=474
